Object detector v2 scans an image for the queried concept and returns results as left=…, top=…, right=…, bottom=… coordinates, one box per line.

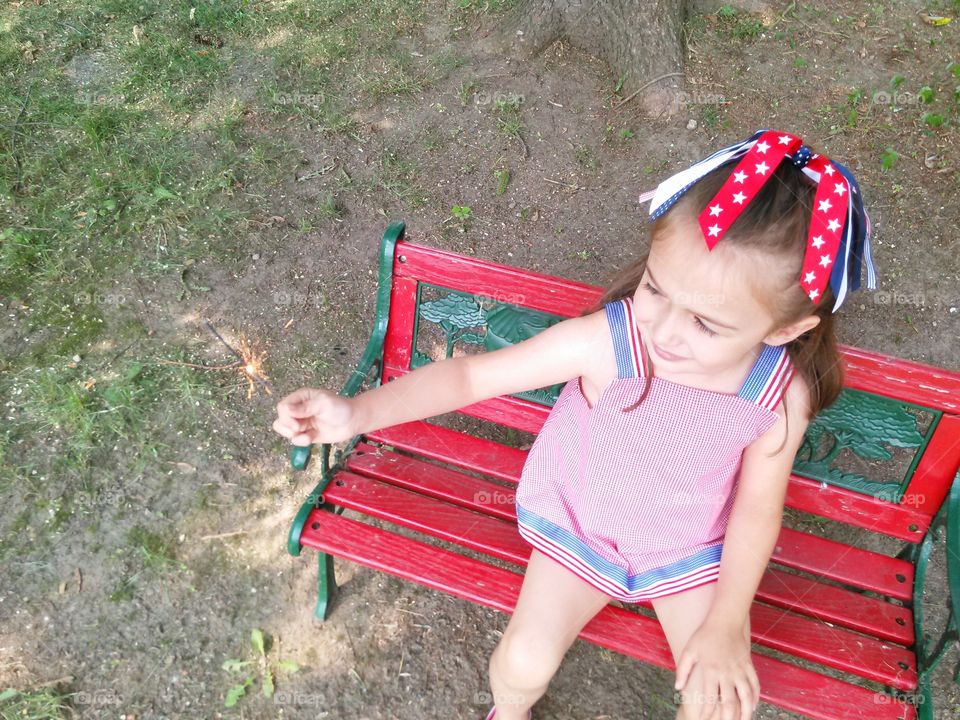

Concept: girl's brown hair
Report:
left=578, top=158, right=845, bottom=455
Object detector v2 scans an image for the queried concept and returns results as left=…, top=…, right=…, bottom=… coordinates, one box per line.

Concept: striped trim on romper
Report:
left=515, top=296, right=795, bottom=601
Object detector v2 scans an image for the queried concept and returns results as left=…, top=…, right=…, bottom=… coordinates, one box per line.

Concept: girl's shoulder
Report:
left=774, top=361, right=812, bottom=426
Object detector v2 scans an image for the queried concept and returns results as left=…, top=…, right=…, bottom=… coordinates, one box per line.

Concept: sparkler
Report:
left=202, top=320, right=274, bottom=399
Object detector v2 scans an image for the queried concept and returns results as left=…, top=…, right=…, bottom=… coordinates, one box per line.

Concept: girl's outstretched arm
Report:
left=673, top=374, right=812, bottom=720
left=350, top=310, right=606, bottom=437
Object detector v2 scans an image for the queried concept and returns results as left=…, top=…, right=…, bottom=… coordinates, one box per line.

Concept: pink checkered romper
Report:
left=514, top=294, right=795, bottom=602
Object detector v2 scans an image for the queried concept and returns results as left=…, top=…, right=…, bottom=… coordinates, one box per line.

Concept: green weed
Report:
left=222, top=628, right=300, bottom=707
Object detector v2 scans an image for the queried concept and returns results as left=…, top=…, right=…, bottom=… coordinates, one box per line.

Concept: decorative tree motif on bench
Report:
left=484, top=303, right=556, bottom=349
left=413, top=288, right=566, bottom=403
left=418, top=293, right=487, bottom=358
left=792, top=388, right=932, bottom=501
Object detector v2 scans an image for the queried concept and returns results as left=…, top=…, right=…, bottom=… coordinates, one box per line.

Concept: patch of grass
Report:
left=109, top=523, right=186, bottom=601
left=360, top=50, right=425, bottom=100
left=574, top=145, right=597, bottom=170
left=449, top=0, right=522, bottom=16
left=457, top=79, right=478, bottom=106
left=315, top=191, right=345, bottom=220
left=494, top=96, right=524, bottom=139
left=880, top=148, right=899, bottom=171
left=376, top=147, right=426, bottom=208
left=121, top=32, right=228, bottom=112
left=421, top=124, right=447, bottom=152
left=0, top=686, right=70, bottom=719
left=127, top=524, right=181, bottom=571
left=267, top=0, right=427, bottom=125
left=701, top=104, right=722, bottom=129
left=714, top=5, right=766, bottom=39
left=1, top=352, right=226, bottom=494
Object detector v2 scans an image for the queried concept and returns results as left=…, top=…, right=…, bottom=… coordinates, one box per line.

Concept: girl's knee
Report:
left=492, top=629, right=566, bottom=688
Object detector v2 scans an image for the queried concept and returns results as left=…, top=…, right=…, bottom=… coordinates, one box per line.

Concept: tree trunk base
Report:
left=483, top=0, right=688, bottom=118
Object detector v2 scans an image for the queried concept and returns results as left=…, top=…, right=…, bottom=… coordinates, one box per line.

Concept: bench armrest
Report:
left=288, top=221, right=407, bottom=472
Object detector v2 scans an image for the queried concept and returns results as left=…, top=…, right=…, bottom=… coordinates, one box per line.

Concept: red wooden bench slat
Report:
left=747, top=603, right=916, bottom=691
left=394, top=241, right=599, bottom=317
left=322, top=469, right=918, bottom=688
left=297, top=508, right=916, bottom=720
left=783, top=475, right=929, bottom=542
left=367, top=421, right=527, bottom=484
left=755, top=569, right=913, bottom=646
left=840, top=346, right=960, bottom=414
left=344, top=443, right=518, bottom=522
left=391, top=239, right=960, bottom=413
left=346, top=441, right=917, bottom=601
left=775, top=527, right=913, bottom=602
left=368, top=414, right=935, bottom=542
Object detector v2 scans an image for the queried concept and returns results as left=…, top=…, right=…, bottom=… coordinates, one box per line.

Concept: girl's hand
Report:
left=272, top=388, right=356, bottom=445
left=673, top=618, right=759, bottom=720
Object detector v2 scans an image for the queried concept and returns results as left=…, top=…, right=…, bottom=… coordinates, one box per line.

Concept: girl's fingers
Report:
left=711, top=677, right=733, bottom=720
left=272, top=418, right=291, bottom=438
left=273, top=414, right=306, bottom=436
left=284, top=390, right=328, bottom=419
left=685, top=666, right=711, bottom=720
left=735, top=677, right=754, bottom=720
left=746, top=664, right=760, bottom=710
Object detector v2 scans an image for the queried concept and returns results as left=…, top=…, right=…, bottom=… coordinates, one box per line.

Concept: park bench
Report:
left=286, top=221, right=960, bottom=720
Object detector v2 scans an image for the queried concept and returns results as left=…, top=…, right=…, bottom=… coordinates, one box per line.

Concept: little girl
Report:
left=273, top=129, right=877, bottom=720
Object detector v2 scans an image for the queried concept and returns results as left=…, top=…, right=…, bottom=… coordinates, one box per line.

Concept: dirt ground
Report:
left=2, top=0, right=959, bottom=719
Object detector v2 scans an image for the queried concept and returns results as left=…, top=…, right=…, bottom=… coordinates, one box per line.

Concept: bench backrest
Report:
left=372, top=222, right=960, bottom=546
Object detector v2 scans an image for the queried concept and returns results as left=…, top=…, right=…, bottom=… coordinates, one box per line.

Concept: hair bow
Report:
left=638, top=129, right=877, bottom=313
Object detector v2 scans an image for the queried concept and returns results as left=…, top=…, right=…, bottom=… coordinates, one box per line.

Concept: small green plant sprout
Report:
left=448, top=204, right=473, bottom=233
left=222, top=628, right=300, bottom=707
left=619, top=127, right=635, bottom=140
left=493, top=169, right=510, bottom=195
left=918, top=86, right=935, bottom=104
left=880, top=148, right=899, bottom=171
left=458, top=79, right=478, bottom=106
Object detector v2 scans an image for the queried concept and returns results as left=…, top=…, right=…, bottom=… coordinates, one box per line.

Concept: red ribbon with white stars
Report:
left=696, top=130, right=851, bottom=305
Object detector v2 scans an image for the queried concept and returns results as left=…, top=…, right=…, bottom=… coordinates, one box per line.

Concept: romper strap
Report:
left=603, top=297, right=646, bottom=379
left=737, top=344, right=795, bottom=410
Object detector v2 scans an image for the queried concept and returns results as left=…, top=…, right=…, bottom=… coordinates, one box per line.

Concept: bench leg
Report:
left=314, top=551, right=338, bottom=621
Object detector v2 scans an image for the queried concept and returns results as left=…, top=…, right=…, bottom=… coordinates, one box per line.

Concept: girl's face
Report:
left=630, top=215, right=787, bottom=379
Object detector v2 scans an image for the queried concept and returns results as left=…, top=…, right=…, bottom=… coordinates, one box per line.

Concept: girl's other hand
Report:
left=273, top=388, right=356, bottom=446
left=673, top=618, right=759, bottom=720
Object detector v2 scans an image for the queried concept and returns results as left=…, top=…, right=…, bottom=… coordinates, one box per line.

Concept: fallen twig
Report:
left=200, top=530, right=247, bottom=541
left=611, top=72, right=684, bottom=113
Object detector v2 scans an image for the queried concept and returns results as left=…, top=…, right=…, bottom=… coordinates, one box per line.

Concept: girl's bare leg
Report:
left=650, top=581, right=753, bottom=720
left=487, top=548, right=612, bottom=720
